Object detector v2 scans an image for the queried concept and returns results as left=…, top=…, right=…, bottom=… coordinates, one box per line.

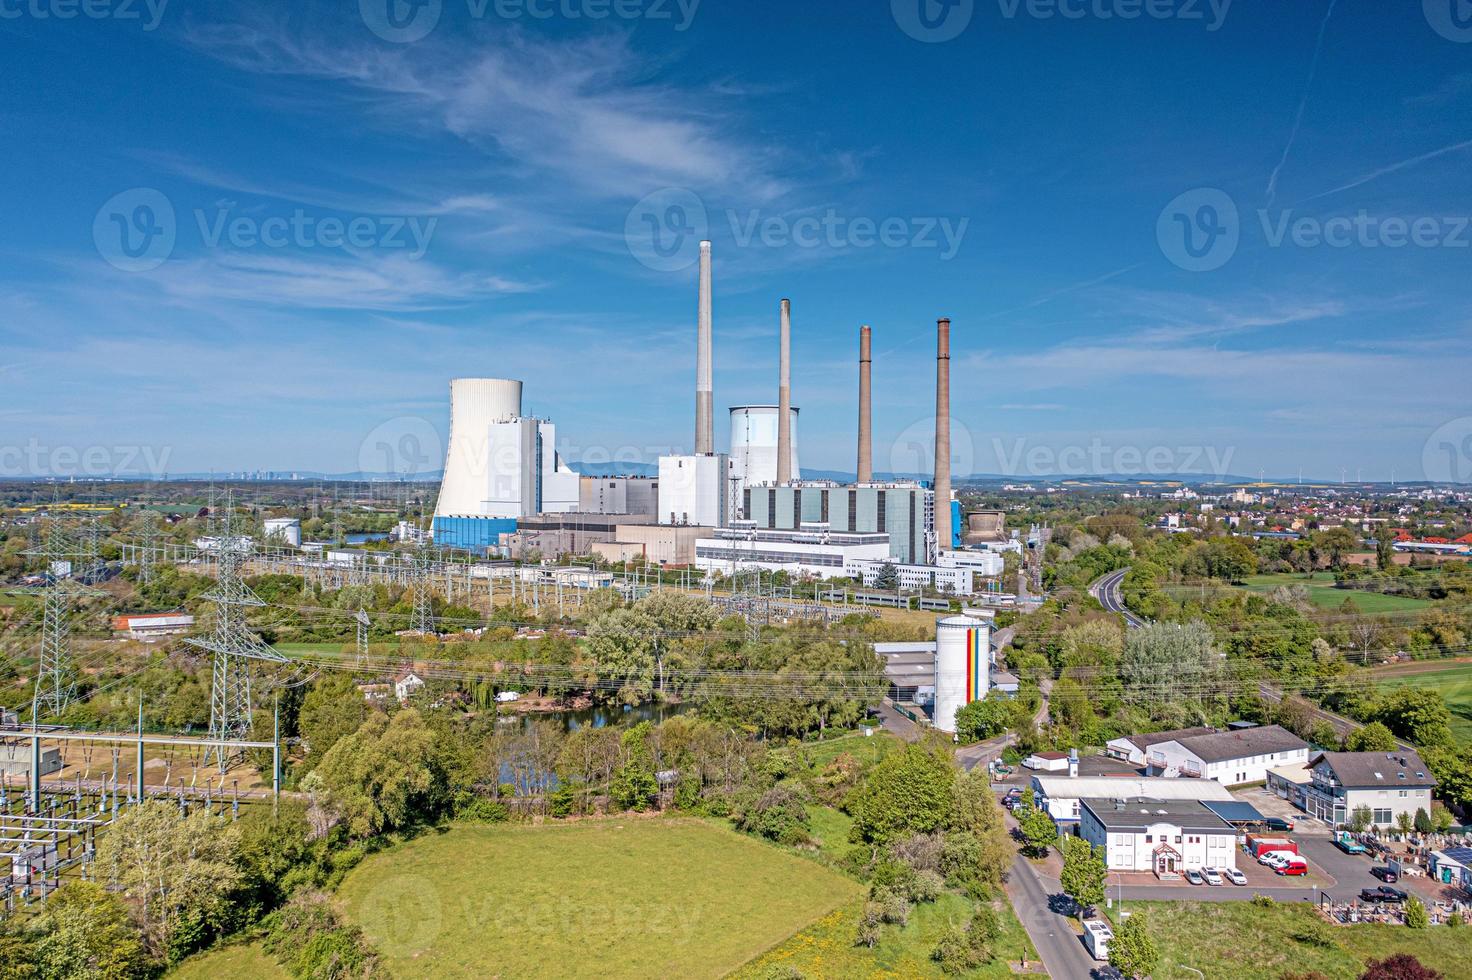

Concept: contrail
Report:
left=1265, top=0, right=1339, bottom=207
left=1298, top=137, right=1472, bottom=204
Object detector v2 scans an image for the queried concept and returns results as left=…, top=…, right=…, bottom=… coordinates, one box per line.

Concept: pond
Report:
left=496, top=699, right=692, bottom=734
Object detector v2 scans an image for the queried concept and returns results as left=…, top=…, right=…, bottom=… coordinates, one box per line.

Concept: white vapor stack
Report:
left=777, top=298, right=792, bottom=485
left=695, top=240, right=714, bottom=455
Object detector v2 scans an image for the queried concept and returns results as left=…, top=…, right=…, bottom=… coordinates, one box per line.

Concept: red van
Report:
left=1275, top=860, right=1309, bottom=876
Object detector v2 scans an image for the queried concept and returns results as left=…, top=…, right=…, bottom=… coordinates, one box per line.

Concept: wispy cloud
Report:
left=1297, top=137, right=1472, bottom=204
left=1265, top=0, right=1339, bottom=207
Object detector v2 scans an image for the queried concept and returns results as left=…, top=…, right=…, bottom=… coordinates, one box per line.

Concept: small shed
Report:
left=1430, top=848, right=1472, bottom=893
left=1023, top=751, right=1071, bottom=772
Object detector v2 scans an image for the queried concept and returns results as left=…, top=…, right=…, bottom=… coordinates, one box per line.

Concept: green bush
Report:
left=261, top=891, right=385, bottom=979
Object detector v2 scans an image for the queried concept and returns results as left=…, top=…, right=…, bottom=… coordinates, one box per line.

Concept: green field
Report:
left=168, top=942, right=286, bottom=980
left=1376, top=662, right=1472, bottom=742
left=1114, top=900, right=1472, bottom=979
left=336, top=818, right=863, bottom=979
left=733, top=891, right=1036, bottom=980
left=1237, top=573, right=1433, bottom=614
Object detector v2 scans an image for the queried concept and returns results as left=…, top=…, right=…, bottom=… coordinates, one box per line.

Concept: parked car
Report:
left=1184, top=869, right=1205, bottom=885
left=1360, top=886, right=1409, bottom=903
left=1223, top=868, right=1248, bottom=886
left=1262, top=817, right=1295, bottom=832
left=1370, top=866, right=1399, bottom=883
left=1275, top=861, right=1309, bottom=876
left=1203, top=868, right=1224, bottom=886
left=1260, top=851, right=1295, bottom=868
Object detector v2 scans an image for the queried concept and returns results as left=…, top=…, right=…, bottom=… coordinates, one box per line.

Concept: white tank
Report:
left=729, top=405, right=800, bottom=487
left=436, top=379, right=523, bottom=517
left=933, top=615, right=990, bottom=733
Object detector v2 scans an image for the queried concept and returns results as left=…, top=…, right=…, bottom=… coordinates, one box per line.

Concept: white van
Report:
left=1082, top=919, right=1113, bottom=961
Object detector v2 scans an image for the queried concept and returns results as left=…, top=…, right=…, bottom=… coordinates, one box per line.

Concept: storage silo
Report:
left=729, top=405, right=800, bottom=487
left=933, top=615, right=990, bottom=734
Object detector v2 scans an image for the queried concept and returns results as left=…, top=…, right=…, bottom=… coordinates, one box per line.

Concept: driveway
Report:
left=1005, top=853, right=1115, bottom=978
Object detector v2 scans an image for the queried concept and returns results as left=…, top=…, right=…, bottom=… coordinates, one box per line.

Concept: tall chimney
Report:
left=857, top=325, right=873, bottom=483
left=777, top=299, right=792, bottom=485
left=934, top=318, right=952, bottom=558
left=695, top=240, right=714, bottom=454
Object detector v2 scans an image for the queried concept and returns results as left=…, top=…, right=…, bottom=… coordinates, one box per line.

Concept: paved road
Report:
left=1090, top=569, right=1145, bottom=629
left=1255, top=680, right=1413, bottom=751
left=1005, top=852, right=1108, bottom=977
left=874, top=699, right=922, bottom=742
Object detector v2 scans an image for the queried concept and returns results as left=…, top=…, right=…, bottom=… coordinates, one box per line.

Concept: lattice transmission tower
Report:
left=185, top=502, right=287, bottom=770
left=409, top=533, right=436, bottom=636
left=132, top=509, right=160, bottom=585
left=27, top=519, right=104, bottom=720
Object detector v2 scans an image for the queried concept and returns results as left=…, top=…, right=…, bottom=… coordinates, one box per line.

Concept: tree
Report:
left=1404, top=896, right=1429, bottom=929
left=1308, top=721, right=1341, bottom=751
left=1120, top=622, right=1223, bottom=713
left=306, top=708, right=444, bottom=838
left=1348, top=805, right=1373, bottom=833
left=586, top=606, right=658, bottom=703
left=1375, top=688, right=1454, bottom=747
left=298, top=673, right=367, bottom=772
left=947, top=768, right=1013, bottom=887
left=1395, top=811, right=1414, bottom=836
left=96, top=801, right=241, bottom=960
left=31, top=881, right=147, bottom=979
left=1108, top=911, right=1160, bottom=979
left=874, top=561, right=899, bottom=591
left=849, top=741, right=956, bottom=845
left=1018, top=807, right=1058, bottom=858
left=1376, top=533, right=1396, bottom=572
left=1059, top=836, right=1107, bottom=918
left=1360, top=953, right=1442, bottom=979
left=953, top=692, right=1014, bottom=742
left=1423, top=746, right=1472, bottom=812
left=1345, top=722, right=1398, bottom=753
left=1414, top=807, right=1432, bottom=834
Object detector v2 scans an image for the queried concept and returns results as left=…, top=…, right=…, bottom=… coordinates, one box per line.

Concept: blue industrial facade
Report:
left=951, top=500, right=963, bottom=549
left=433, top=516, right=516, bottom=552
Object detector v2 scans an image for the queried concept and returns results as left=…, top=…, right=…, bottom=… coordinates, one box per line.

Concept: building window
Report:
left=876, top=491, right=886, bottom=532
left=1373, top=808, right=1393, bottom=825
left=1145, top=835, right=1152, bottom=843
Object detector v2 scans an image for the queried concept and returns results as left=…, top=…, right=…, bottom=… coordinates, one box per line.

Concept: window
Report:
left=1175, top=836, right=1182, bottom=844
left=1373, top=808, right=1392, bottom=825
left=1399, top=790, right=1408, bottom=798
left=1145, top=835, right=1153, bottom=843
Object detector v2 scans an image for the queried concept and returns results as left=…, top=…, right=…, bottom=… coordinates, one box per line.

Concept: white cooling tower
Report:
left=729, top=405, right=800, bottom=487
left=435, top=379, right=523, bottom=517
left=933, top=615, right=990, bottom=734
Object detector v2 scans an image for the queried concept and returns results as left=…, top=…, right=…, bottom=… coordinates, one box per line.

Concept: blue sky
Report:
left=3, top=0, right=1471, bottom=482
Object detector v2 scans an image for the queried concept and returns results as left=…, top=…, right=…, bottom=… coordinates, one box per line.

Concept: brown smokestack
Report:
left=934, top=318, right=952, bottom=558
left=777, top=299, right=792, bottom=485
left=695, top=240, right=714, bottom=455
left=857, top=325, right=872, bottom=483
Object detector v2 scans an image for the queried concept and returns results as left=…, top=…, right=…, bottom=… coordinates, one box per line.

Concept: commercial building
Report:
left=579, top=476, right=658, bottom=517
left=1144, top=725, right=1310, bottom=786
left=741, top=482, right=934, bottom=565
left=1079, top=798, right=1239, bottom=873
left=1032, top=774, right=1236, bottom=826
left=847, top=559, right=974, bottom=594
left=112, top=612, right=195, bottom=640
left=694, top=524, right=890, bottom=580
left=1106, top=726, right=1219, bottom=767
left=1299, top=751, right=1437, bottom=828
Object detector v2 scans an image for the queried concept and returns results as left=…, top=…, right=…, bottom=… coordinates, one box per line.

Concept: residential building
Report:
left=394, top=671, right=426, bottom=702
left=1032, top=775, right=1236, bottom=826
left=1145, top=725, right=1310, bottom=786
left=1105, top=726, right=1218, bottom=767
left=1300, top=751, right=1436, bottom=828
left=1079, top=798, right=1239, bottom=873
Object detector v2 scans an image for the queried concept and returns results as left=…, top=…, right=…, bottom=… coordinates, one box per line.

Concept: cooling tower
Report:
left=730, top=406, right=800, bottom=487
left=435, top=378, right=523, bottom=517
left=933, top=614, right=989, bottom=734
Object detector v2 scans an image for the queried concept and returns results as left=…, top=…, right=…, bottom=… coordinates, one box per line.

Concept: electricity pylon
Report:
left=410, top=535, right=436, bottom=636
left=185, top=502, right=287, bottom=770
left=27, top=519, right=104, bottom=720
left=132, top=510, right=160, bottom=585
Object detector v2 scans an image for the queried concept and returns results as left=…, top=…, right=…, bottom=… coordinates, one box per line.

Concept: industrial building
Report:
left=498, top=513, right=656, bottom=559
left=848, top=559, right=974, bottom=595
left=593, top=523, right=709, bottom=566
left=262, top=517, right=301, bottom=547
left=741, top=482, right=934, bottom=565
left=729, top=405, right=800, bottom=487
left=932, top=614, right=990, bottom=734
left=432, top=378, right=581, bottom=551
left=658, top=454, right=738, bottom=527
left=694, top=523, right=890, bottom=580
left=578, top=476, right=658, bottom=517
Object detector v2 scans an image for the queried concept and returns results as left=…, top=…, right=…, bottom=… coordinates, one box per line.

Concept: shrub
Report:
left=871, top=887, right=910, bottom=925
left=1404, top=896, right=1429, bottom=929
left=733, top=781, right=812, bottom=846
left=812, top=753, right=863, bottom=805
left=261, top=891, right=385, bottom=979
left=456, top=794, right=511, bottom=822
left=1251, top=894, right=1276, bottom=908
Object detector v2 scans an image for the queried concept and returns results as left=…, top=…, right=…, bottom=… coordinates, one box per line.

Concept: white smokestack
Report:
left=777, top=298, right=792, bottom=485
left=695, top=240, right=714, bottom=455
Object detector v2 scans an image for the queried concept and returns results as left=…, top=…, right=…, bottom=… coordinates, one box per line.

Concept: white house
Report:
left=1032, top=775, right=1236, bottom=826
left=394, top=670, right=426, bottom=702
left=1145, top=725, right=1309, bottom=786
left=1079, top=798, right=1238, bottom=874
left=1299, top=751, right=1437, bottom=828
